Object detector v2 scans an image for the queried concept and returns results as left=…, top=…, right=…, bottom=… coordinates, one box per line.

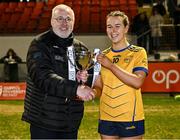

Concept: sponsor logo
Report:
left=152, top=70, right=179, bottom=89
left=55, top=55, right=64, bottom=62
left=126, top=125, right=136, bottom=130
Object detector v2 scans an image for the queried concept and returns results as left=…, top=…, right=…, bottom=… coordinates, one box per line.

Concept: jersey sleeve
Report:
left=133, top=48, right=148, bottom=75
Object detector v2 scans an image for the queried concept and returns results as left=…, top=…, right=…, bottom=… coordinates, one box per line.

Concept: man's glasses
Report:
left=54, top=16, right=72, bottom=23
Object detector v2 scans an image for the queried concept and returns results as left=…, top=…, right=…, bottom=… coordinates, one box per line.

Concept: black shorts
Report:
left=98, top=120, right=145, bottom=137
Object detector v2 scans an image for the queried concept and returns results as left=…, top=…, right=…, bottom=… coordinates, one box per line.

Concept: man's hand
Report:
left=76, top=70, right=88, bottom=83
left=76, top=85, right=95, bottom=101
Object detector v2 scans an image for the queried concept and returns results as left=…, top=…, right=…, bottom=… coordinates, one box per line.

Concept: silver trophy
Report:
left=68, top=46, right=100, bottom=85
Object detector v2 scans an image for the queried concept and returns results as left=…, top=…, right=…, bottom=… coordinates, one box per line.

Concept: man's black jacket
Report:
left=22, top=30, right=92, bottom=132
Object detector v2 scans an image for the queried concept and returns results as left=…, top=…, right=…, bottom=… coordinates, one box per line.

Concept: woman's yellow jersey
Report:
left=100, top=45, right=148, bottom=122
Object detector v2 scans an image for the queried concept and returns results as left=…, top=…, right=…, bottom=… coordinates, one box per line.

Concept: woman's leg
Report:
left=120, top=135, right=143, bottom=140
left=101, top=134, right=119, bottom=139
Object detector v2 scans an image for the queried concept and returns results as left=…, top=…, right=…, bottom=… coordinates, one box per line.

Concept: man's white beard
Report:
left=58, top=31, right=71, bottom=38
left=53, top=28, right=72, bottom=38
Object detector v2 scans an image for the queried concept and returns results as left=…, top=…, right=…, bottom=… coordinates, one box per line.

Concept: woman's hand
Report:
left=97, top=54, right=113, bottom=70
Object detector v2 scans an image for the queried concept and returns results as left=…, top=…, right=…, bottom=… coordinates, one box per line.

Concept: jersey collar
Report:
left=111, top=44, right=131, bottom=52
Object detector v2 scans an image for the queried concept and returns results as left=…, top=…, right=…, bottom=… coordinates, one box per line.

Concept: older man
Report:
left=22, top=4, right=95, bottom=139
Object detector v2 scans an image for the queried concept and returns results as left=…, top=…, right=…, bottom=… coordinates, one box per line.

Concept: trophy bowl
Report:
left=75, top=50, right=92, bottom=70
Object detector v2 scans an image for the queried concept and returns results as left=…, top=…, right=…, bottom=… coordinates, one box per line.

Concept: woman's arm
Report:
left=97, top=54, right=146, bottom=89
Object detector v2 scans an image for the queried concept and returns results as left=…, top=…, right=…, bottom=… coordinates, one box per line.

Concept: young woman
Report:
left=94, top=11, right=148, bottom=139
